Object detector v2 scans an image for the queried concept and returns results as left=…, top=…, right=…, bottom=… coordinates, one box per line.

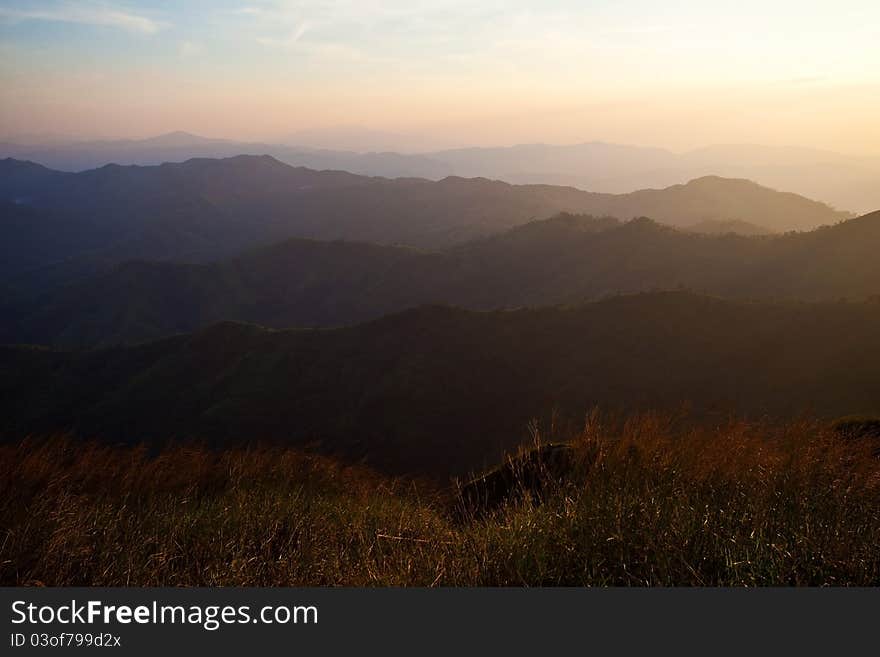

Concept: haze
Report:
left=1, top=0, right=879, bottom=155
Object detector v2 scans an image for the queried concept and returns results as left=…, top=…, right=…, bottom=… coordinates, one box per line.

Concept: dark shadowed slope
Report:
left=0, top=156, right=849, bottom=281
left=5, top=211, right=880, bottom=347
left=0, top=239, right=445, bottom=345
left=0, top=201, right=109, bottom=278
left=3, top=292, right=880, bottom=477
left=0, top=158, right=70, bottom=201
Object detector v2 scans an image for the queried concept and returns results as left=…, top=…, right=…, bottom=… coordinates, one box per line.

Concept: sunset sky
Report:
left=1, top=0, right=879, bottom=153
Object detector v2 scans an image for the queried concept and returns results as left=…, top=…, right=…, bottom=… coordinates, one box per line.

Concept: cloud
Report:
left=0, top=2, right=163, bottom=34
left=255, top=22, right=311, bottom=48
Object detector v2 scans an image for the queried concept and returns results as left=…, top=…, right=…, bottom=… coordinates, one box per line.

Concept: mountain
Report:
left=0, top=158, right=70, bottom=200
left=435, top=141, right=679, bottom=183
left=0, top=135, right=453, bottom=180
left=431, top=142, right=880, bottom=214
left=486, top=143, right=880, bottom=214
left=6, top=210, right=880, bottom=347
left=676, top=144, right=880, bottom=215
left=0, top=156, right=849, bottom=284
left=559, top=175, right=847, bottom=232
left=3, top=292, right=880, bottom=477
left=4, top=134, right=877, bottom=213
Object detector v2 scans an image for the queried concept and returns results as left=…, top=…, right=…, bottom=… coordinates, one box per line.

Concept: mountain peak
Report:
left=623, top=216, right=665, bottom=230
left=684, top=175, right=757, bottom=189
left=175, top=153, right=287, bottom=170
left=0, top=157, right=53, bottom=172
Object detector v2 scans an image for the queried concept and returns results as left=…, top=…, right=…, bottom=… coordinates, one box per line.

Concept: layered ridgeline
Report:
left=5, top=210, right=880, bottom=347
left=3, top=292, right=880, bottom=477
left=3, top=133, right=877, bottom=213
left=0, top=155, right=849, bottom=283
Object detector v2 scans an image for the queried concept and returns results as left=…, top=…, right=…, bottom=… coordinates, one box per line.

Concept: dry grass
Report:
left=2, top=412, right=879, bottom=586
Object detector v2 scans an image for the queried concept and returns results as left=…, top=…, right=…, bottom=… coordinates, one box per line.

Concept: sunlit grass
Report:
left=2, top=412, right=878, bottom=586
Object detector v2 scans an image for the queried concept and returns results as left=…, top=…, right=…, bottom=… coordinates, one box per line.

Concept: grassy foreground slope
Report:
left=2, top=413, right=878, bottom=586
left=3, top=292, right=880, bottom=477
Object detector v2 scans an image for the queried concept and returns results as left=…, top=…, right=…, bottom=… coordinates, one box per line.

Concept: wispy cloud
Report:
left=255, top=22, right=312, bottom=48
left=0, top=2, right=163, bottom=34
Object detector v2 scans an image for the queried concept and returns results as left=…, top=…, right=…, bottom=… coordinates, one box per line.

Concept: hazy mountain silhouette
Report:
left=0, top=135, right=453, bottom=180
left=445, top=142, right=880, bottom=215
left=3, top=134, right=877, bottom=212
left=3, top=292, right=880, bottom=476
left=5, top=210, right=880, bottom=347
left=0, top=156, right=848, bottom=285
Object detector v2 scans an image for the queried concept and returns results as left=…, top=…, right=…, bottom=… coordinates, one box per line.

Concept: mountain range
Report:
left=3, top=292, right=880, bottom=477
left=5, top=208, right=880, bottom=347
left=3, top=148, right=880, bottom=479
left=2, top=132, right=877, bottom=213
left=0, top=155, right=849, bottom=288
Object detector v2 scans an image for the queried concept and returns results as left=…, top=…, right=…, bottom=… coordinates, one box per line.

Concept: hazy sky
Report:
left=1, top=0, right=879, bottom=153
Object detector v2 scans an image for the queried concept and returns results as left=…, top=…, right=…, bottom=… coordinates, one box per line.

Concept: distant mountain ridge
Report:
left=0, top=155, right=848, bottom=285
left=2, top=133, right=877, bottom=212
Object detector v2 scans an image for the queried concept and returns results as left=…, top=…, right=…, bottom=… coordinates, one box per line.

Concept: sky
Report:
left=1, top=0, right=879, bottom=153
